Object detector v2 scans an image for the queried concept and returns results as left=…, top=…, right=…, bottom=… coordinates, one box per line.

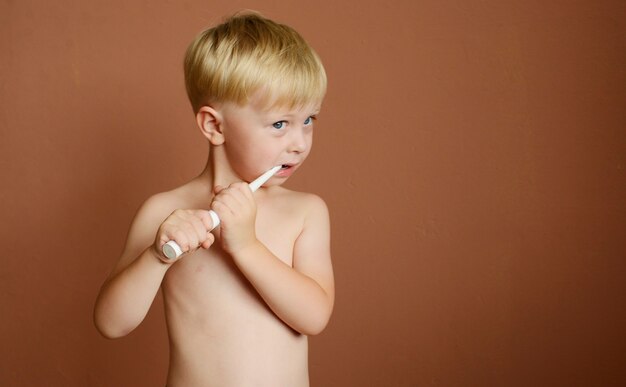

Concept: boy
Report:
left=94, top=12, right=334, bottom=387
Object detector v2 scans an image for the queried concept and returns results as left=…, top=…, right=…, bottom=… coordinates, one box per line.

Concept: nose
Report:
left=288, top=127, right=309, bottom=154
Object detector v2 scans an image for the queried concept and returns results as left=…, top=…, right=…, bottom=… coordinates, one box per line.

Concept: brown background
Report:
left=1, top=0, right=625, bottom=386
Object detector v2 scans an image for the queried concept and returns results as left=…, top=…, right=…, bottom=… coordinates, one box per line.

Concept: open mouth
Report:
left=281, top=164, right=291, bottom=169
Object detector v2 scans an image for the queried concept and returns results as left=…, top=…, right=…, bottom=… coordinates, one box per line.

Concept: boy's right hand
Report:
left=153, top=209, right=216, bottom=262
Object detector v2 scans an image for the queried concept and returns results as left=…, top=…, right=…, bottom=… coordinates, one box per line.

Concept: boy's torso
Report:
left=160, top=183, right=310, bottom=387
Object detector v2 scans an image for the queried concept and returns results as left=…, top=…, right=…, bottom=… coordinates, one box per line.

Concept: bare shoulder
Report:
left=141, top=184, right=198, bottom=220
left=133, top=191, right=180, bottom=234
left=264, top=187, right=330, bottom=240
left=267, top=186, right=328, bottom=212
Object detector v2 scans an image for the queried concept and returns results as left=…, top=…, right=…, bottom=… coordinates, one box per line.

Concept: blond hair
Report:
left=184, top=12, right=327, bottom=113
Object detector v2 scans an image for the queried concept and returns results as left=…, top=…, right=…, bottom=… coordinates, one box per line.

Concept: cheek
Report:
left=263, top=146, right=283, bottom=164
left=305, top=133, right=314, bottom=151
left=247, top=143, right=280, bottom=167
left=226, top=133, right=259, bottom=158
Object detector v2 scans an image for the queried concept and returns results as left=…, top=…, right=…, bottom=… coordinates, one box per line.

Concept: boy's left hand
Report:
left=211, top=182, right=258, bottom=255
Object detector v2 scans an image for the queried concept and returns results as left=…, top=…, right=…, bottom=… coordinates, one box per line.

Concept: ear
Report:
left=196, top=106, right=225, bottom=145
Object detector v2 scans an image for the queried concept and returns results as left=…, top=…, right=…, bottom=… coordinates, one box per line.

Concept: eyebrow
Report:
left=268, top=109, right=321, bottom=119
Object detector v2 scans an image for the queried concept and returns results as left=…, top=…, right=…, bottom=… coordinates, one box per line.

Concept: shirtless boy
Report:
left=94, top=12, right=334, bottom=386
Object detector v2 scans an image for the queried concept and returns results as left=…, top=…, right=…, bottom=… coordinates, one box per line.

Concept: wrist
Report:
left=149, top=245, right=176, bottom=266
left=228, top=238, right=262, bottom=261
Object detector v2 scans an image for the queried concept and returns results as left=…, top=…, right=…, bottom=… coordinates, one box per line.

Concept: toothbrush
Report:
left=161, top=165, right=282, bottom=260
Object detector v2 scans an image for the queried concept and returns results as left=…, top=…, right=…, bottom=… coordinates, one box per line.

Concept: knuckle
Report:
left=172, top=230, right=186, bottom=243
left=199, top=211, right=213, bottom=224
left=195, top=226, right=206, bottom=239
left=190, top=216, right=203, bottom=228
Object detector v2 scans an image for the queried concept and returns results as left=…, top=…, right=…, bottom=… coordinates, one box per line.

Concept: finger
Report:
left=194, top=210, right=215, bottom=230
left=179, top=222, right=201, bottom=251
left=211, top=200, right=233, bottom=219
left=201, top=232, right=215, bottom=249
left=190, top=216, right=208, bottom=243
left=224, top=182, right=254, bottom=206
left=223, top=184, right=249, bottom=207
left=171, top=230, right=191, bottom=252
left=225, top=192, right=247, bottom=214
left=233, top=181, right=253, bottom=194
left=213, top=187, right=239, bottom=210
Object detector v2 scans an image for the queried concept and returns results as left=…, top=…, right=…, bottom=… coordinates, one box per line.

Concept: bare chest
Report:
left=160, top=205, right=308, bottom=384
left=161, top=202, right=304, bottom=329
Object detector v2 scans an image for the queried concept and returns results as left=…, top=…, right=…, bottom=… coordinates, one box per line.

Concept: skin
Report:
left=93, top=92, right=334, bottom=387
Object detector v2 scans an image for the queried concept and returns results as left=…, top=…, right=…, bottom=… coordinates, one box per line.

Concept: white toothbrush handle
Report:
left=162, top=210, right=220, bottom=259
left=161, top=166, right=281, bottom=260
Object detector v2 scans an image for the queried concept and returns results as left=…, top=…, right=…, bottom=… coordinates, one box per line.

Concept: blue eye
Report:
left=304, top=116, right=316, bottom=126
left=272, top=121, right=286, bottom=129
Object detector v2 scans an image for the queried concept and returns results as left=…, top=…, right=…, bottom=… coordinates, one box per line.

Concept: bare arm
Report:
left=93, top=195, right=215, bottom=339
left=93, top=247, right=170, bottom=339
left=212, top=185, right=335, bottom=335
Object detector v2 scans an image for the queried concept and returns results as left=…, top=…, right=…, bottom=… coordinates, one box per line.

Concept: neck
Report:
left=197, top=145, right=242, bottom=189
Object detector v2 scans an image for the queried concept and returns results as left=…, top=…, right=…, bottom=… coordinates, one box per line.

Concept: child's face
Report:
left=218, top=94, right=320, bottom=185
